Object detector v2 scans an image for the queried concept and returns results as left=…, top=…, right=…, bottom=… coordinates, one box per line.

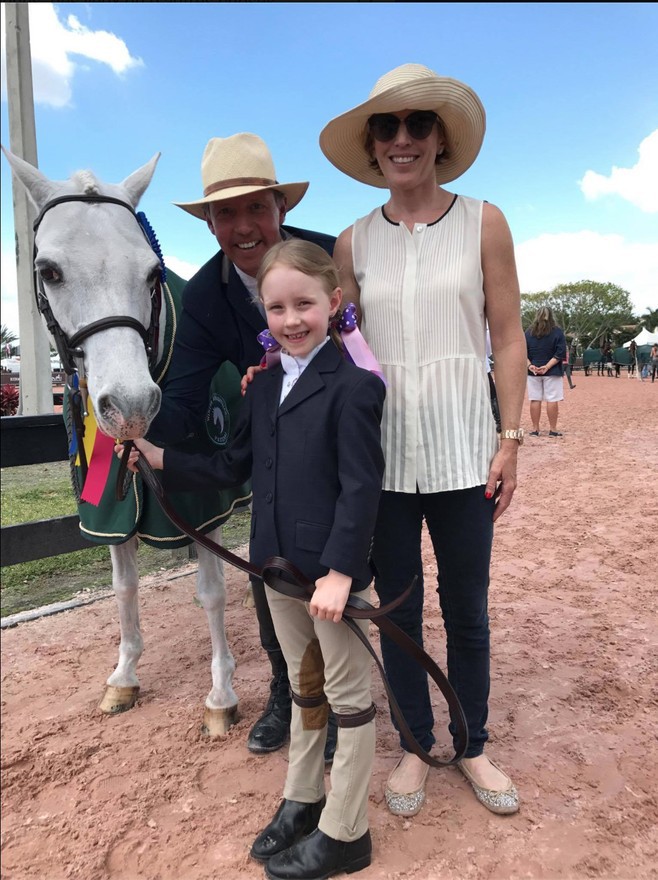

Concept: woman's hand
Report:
left=114, top=437, right=164, bottom=472
left=240, top=363, right=264, bottom=396
left=310, top=570, right=353, bottom=623
left=484, top=444, right=518, bottom=522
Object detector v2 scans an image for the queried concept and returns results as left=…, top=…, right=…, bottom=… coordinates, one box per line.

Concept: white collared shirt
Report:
left=234, top=265, right=265, bottom=319
left=279, top=337, right=330, bottom=404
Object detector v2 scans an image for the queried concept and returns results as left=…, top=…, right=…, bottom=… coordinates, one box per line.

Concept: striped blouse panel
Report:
left=353, top=196, right=498, bottom=494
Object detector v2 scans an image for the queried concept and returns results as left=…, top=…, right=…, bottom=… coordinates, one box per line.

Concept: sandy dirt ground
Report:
left=2, top=373, right=657, bottom=880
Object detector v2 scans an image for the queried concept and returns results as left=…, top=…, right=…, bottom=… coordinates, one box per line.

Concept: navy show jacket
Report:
left=162, top=342, right=385, bottom=591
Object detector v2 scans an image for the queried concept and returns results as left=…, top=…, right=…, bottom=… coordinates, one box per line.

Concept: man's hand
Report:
left=310, top=570, right=353, bottom=623
left=240, top=363, right=265, bottom=396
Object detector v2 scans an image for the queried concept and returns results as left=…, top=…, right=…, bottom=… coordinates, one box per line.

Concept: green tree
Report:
left=521, top=280, right=636, bottom=349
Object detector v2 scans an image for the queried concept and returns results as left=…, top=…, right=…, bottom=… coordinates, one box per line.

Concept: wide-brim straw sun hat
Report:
left=319, top=63, right=486, bottom=188
left=175, top=132, right=309, bottom=219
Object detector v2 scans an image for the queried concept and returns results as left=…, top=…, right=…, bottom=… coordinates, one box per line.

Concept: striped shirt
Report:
left=352, top=195, right=497, bottom=494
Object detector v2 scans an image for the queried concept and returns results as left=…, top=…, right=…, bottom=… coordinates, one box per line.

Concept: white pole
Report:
left=4, top=2, right=52, bottom=414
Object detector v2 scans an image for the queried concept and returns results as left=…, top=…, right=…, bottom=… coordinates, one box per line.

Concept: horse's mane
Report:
left=71, top=170, right=102, bottom=195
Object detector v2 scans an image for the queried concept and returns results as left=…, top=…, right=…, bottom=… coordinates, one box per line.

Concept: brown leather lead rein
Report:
left=117, top=443, right=469, bottom=766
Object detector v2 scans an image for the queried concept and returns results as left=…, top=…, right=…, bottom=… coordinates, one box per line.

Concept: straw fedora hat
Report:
left=319, top=63, right=486, bottom=188
left=175, top=133, right=309, bottom=219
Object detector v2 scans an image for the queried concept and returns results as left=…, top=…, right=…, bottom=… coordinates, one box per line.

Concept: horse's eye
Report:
left=147, top=268, right=160, bottom=288
left=40, top=266, right=62, bottom=283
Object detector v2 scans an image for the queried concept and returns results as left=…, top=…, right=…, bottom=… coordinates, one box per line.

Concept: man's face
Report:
left=206, top=190, right=286, bottom=277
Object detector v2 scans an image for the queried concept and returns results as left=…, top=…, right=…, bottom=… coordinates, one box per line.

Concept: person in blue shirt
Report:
left=525, top=307, right=567, bottom=437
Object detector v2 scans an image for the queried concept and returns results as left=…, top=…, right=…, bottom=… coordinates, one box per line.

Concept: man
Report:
left=148, top=133, right=337, bottom=759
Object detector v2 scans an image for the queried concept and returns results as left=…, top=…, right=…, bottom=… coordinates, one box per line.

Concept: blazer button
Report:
left=265, top=492, right=273, bottom=503
left=265, top=458, right=273, bottom=469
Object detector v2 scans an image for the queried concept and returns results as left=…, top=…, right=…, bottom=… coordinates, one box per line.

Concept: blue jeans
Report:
left=372, top=486, right=494, bottom=758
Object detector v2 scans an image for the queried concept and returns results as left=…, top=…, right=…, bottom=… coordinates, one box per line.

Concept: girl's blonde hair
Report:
left=257, top=238, right=340, bottom=295
left=529, top=306, right=556, bottom=339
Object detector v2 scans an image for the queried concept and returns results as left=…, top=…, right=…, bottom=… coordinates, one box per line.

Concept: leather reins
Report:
left=118, top=445, right=469, bottom=767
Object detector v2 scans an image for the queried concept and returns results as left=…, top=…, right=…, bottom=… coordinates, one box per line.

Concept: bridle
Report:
left=33, top=193, right=163, bottom=494
left=32, top=194, right=162, bottom=378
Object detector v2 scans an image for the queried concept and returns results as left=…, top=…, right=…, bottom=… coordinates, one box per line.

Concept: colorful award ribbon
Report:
left=78, top=396, right=117, bottom=506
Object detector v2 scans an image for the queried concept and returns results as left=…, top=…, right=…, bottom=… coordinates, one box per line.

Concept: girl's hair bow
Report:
left=331, top=303, right=386, bottom=384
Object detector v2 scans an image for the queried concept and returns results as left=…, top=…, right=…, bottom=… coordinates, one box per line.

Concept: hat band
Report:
left=203, top=176, right=278, bottom=197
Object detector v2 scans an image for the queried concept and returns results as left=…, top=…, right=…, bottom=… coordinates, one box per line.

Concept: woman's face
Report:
left=370, top=109, right=444, bottom=190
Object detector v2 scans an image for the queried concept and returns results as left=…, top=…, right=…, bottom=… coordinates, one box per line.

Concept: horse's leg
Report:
left=98, top=538, right=143, bottom=714
left=195, top=527, right=239, bottom=737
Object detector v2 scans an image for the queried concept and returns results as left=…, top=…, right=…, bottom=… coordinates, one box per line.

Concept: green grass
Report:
left=1, top=461, right=252, bottom=618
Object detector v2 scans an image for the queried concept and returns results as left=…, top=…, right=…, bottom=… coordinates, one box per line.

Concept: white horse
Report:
left=2, top=147, right=240, bottom=736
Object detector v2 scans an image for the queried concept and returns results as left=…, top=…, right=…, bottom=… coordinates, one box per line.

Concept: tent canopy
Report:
left=623, top=327, right=658, bottom=347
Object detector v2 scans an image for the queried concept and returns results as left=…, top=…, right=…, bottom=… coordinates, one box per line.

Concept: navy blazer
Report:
left=162, top=342, right=385, bottom=591
left=149, top=226, right=335, bottom=445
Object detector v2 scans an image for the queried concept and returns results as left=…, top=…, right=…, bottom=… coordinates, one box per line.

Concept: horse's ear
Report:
left=1, top=145, right=57, bottom=209
left=119, top=153, right=161, bottom=208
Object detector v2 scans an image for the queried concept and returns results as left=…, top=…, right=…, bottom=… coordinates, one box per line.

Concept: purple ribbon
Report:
left=257, top=328, right=279, bottom=351
left=336, top=302, right=358, bottom=333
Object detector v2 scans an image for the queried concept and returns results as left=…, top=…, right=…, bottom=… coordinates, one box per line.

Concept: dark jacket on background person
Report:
left=525, top=326, right=567, bottom=377
left=148, top=225, right=336, bottom=446
left=161, top=341, right=385, bottom=590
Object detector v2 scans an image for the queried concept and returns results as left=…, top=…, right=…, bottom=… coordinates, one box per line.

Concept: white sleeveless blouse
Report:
left=352, top=195, right=497, bottom=494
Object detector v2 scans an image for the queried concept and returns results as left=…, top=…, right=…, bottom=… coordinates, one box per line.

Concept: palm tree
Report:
left=1, top=324, right=18, bottom=357
left=641, top=307, right=658, bottom=333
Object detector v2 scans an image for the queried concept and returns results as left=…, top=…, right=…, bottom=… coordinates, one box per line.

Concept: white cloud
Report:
left=579, top=130, right=658, bottom=213
left=516, top=230, right=657, bottom=314
left=162, top=255, right=200, bottom=283
left=1, top=3, right=143, bottom=108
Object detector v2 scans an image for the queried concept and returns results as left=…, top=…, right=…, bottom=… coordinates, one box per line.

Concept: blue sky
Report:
left=1, top=2, right=657, bottom=337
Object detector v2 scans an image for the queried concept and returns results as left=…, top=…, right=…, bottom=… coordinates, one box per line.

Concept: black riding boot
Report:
left=248, top=650, right=292, bottom=754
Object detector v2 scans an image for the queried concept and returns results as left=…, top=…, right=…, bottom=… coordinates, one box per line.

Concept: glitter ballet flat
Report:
left=458, top=759, right=520, bottom=815
left=384, top=752, right=430, bottom=817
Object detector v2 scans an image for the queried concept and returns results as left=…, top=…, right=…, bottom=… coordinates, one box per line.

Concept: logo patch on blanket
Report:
left=205, top=392, right=231, bottom=447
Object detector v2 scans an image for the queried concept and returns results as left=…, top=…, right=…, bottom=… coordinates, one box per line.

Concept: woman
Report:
left=525, top=306, right=567, bottom=436
left=651, top=342, right=658, bottom=383
left=319, top=64, right=527, bottom=817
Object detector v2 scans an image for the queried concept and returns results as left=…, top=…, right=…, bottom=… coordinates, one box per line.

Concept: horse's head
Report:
left=2, top=147, right=163, bottom=440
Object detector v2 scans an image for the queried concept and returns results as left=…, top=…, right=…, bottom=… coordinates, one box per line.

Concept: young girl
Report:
left=121, top=239, right=385, bottom=880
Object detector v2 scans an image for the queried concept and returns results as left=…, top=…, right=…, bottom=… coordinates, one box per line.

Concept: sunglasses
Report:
left=367, top=111, right=439, bottom=142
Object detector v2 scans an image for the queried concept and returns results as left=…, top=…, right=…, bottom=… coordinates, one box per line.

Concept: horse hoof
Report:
left=242, top=585, right=255, bottom=609
left=98, top=685, right=140, bottom=714
left=202, top=705, right=239, bottom=737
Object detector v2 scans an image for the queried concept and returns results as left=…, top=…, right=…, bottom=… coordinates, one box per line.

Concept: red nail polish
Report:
left=485, top=491, right=492, bottom=499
